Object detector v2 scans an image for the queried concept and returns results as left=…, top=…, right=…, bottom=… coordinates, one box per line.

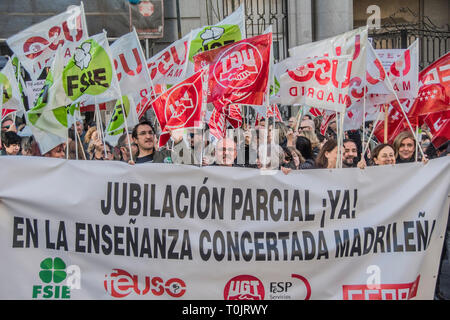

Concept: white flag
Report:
left=146, top=32, right=192, bottom=86
left=289, top=27, right=368, bottom=109
left=111, top=28, right=153, bottom=103
left=279, top=55, right=354, bottom=113
left=0, top=58, right=26, bottom=116
left=6, top=3, right=88, bottom=81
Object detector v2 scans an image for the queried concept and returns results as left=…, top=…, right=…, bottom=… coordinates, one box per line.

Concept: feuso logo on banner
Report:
left=32, top=257, right=81, bottom=299
left=189, top=25, right=242, bottom=62
left=63, top=39, right=112, bottom=101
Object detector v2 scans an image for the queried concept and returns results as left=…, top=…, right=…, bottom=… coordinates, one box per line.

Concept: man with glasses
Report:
left=214, top=138, right=238, bottom=167
left=131, top=120, right=173, bottom=164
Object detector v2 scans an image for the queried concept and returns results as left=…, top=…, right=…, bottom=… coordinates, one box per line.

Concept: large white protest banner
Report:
left=0, top=157, right=448, bottom=300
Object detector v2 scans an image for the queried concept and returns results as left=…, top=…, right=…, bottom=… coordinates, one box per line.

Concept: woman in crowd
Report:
left=371, top=143, right=396, bottom=166
left=295, top=136, right=316, bottom=169
left=393, top=130, right=416, bottom=163
left=315, top=139, right=339, bottom=169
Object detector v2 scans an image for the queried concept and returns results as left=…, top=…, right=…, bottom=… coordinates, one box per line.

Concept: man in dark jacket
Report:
left=132, top=120, right=173, bottom=164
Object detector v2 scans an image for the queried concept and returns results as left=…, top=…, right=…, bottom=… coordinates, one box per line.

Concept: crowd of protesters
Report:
left=1, top=111, right=448, bottom=170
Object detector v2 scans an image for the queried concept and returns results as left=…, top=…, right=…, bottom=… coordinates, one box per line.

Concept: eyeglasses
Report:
left=2, top=125, right=10, bottom=130
left=299, top=126, right=312, bottom=131
left=137, top=130, right=154, bottom=136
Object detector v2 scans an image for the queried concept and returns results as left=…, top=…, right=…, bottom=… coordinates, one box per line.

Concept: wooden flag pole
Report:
left=384, top=104, right=388, bottom=143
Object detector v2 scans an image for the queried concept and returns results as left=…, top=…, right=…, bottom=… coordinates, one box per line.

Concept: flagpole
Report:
left=362, top=88, right=366, bottom=149
left=415, top=125, right=419, bottom=162
left=383, top=104, right=388, bottom=143
left=74, top=106, right=79, bottom=160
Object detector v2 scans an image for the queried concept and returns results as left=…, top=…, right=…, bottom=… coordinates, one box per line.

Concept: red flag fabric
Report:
left=152, top=70, right=205, bottom=147
left=409, top=52, right=450, bottom=117
left=373, top=103, right=408, bottom=144
left=320, top=111, right=336, bottom=136
left=208, top=107, right=227, bottom=140
left=226, top=104, right=243, bottom=129
left=267, top=104, right=282, bottom=122
left=208, top=104, right=243, bottom=140
left=424, top=109, right=450, bottom=148
left=194, top=33, right=272, bottom=112
left=1, top=108, right=16, bottom=121
left=136, top=84, right=166, bottom=119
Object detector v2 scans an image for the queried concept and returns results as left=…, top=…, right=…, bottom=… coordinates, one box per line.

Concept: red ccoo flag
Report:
left=409, top=52, right=450, bottom=117
left=152, top=70, right=206, bottom=148
left=424, top=109, right=450, bottom=148
left=193, top=33, right=272, bottom=112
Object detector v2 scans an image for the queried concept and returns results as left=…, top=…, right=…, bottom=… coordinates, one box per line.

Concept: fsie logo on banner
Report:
left=32, top=257, right=81, bottom=299
left=104, top=269, right=186, bottom=298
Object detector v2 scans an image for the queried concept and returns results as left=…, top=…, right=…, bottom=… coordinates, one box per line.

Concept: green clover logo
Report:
left=39, top=257, right=67, bottom=284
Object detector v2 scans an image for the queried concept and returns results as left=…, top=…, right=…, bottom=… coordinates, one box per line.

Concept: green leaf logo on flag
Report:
left=189, top=25, right=242, bottom=61
left=0, top=73, right=13, bottom=104
left=63, top=39, right=113, bottom=101
left=106, top=95, right=130, bottom=133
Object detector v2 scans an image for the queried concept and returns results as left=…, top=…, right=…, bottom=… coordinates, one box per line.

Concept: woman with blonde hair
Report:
left=393, top=130, right=416, bottom=163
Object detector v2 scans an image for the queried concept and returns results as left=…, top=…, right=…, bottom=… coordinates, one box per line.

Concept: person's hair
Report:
left=315, top=139, right=337, bottom=168
left=117, top=132, right=130, bottom=149
left=68, top=139, right=87, bottom=160
left=84, top=126, right=97, bottom=145
left=371, top=143, right=395, bottom=163
left=300, top=129, right=320, bottom=149
left=295, top=136, right=313, bottom=160
left=286, top=146, right=305, bottom=164
left=132, top=120, right=155, bottom=139
left=2, top=131, right=21, bottom=147
left=393, top=130, right=415, bottom=159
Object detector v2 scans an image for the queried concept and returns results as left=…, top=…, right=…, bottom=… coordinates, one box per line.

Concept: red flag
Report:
left=208, top=104, right=242, bottom=140
left=226, top=104, right=243, bottom=129
left=373, top=103, right=409, bottom=144
left=194, top=33, right=272, bottom=112
left=136, top=84, right=166, bottom=119
left=1, top=108, right=16, bottom=121
left=208, top=107, right=227, bottom=140
left=320, top=111, right=336, bottom=136
left=409, top=52, right=450, bottom=117
left=309, top=107, right=324, bottom=118
left=424, top=109, right=450, bottom=148
left=267, top=104, right=282, bottom=122
left=152, top=70, right=205, bottom=147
